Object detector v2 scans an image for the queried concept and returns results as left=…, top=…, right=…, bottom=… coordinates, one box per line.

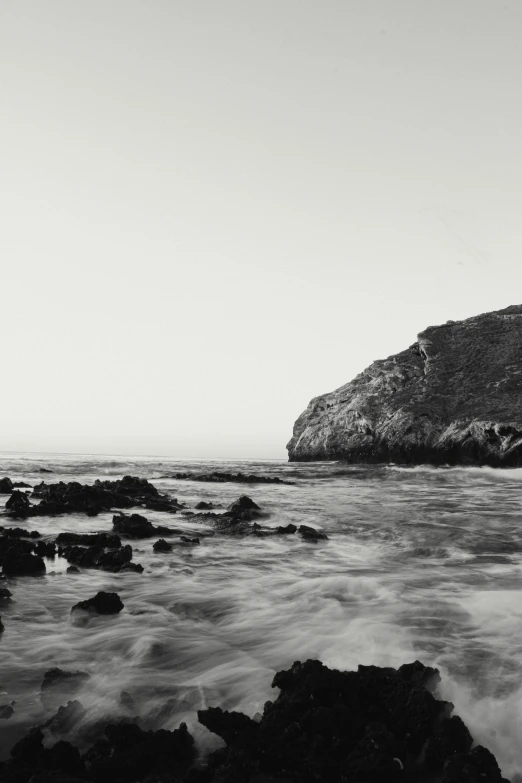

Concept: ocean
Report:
left=1, top=452, right=521, bottom=779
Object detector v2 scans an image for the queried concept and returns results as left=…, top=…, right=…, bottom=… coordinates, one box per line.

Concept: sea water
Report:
left=1, top=452, right=521, bottom=779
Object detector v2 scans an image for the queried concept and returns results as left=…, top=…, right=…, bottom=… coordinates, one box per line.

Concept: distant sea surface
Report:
left=1, top=452, right=522, bottom=779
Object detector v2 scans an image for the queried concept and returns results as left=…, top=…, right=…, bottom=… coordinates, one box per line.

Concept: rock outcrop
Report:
left=287, top=305, right=522, bottom=466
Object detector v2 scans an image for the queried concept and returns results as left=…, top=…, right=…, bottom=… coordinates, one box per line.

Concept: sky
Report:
left=1, top=0, right=522, bottom=459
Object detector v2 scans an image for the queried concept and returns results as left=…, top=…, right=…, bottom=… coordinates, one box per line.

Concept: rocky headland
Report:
left=287, top=304, right=522, bottom=466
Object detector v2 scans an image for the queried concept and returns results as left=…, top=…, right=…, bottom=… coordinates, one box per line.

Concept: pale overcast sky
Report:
left=1, top=1, right=522, bottom=458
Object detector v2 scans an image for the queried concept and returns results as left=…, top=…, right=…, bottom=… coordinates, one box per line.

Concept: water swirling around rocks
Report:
left=0, top=453, right=521, bottom=779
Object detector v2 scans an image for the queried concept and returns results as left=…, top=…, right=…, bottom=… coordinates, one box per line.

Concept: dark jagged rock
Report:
left=41, top=668, right=91, bottom=709
left=1, top=725, right=87, bottom=783
left=0, top=477, right=14, bottom=493
left=298, top=524, right=328, bottom=542
left=83, top=721, right=195, bottom=782
left=112, top=512, right=177, bottom=539
left=0, top=616, right=4, bottom=632
left=288, top=304, right=522, bottom=466
left=227, top=495, right=260, bottom=512
left=1, top=526, right=41, bottom=538
left=45, top=700, right=86, bottom=735
left=66, top=565, right=80, bottom=574
left=35, top=540, right=57, bottom=558
left=59, top=543, right=133, bottom=573
left=71, top=591, right=124, bottom=615
left=276, top=523, right=297, bottom=534
left=180, top=535, right=200, bottom=545
left=119, top=691, right=135, bottom=711
left=96, top=475, right=159, bottom=497
left=0, top=586, right=12, bottom=600
left=39, top=467, right=54, bottom=472
left=56, top=532, right=121, bottom=548
left=119, top=561, right=144, bottom=573
left=195, top=501, right=215, bottom=510
left=153, top=538, right=172, bottom=552
left=196, top=659, right=507, bottom=783
left=443, top=744, right=508, bottom=782
left=0, top=703, right=14, bottom=719
left=0, top=660, right=508, bottom=783
left=223, top=495, right=263, bottom=523
left=2, top=547, right=46, bottom=576
left=0, top=535, right=34, bottom=565
left=168, top=471, right=294, bottom=485
left=5, top=490, right=32, bottom=518
left=12, top=481, right=32, bottom=488
left=26, top=476, right=180, bottom=518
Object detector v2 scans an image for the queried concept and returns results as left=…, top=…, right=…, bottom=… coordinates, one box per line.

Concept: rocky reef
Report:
left=287, top=304, right=522, bottom=466
left=0, top=659, right=509, bottom=782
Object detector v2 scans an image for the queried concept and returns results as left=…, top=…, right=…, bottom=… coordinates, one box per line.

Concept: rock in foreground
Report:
left=288, top=305, right=522, bottom=466
left=199, top=658, right=509, bottom=782
left=0, top=659, right=509, bottom=782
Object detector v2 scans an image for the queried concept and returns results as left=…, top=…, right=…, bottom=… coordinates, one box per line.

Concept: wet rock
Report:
left=41, top=669, right=91, bottom=709
left=71, top=591, right=124, bottom=615
left=0, top=616, right=3, bottom=632
left=0, top=477, right=14, bottom=493
left=195, top=501, right=215, bottom=510
left=2, top=725, right=86, bottom=782
left=198, top=707, right=259, bottom=747
left=11, top=725, right=47, bottom=760
left=47, top=740, right=85, bottom=777
left=96, top=475, right=159, bottom=497
left=276, top=524, right=297, bottom=534
left=298, top=524, right=328, bottom=541
left=119, top=561, right=144, bottom=574
left=228, top=495, right=260, bottom=512
left=12, top=481, right=32, bottom=488
left=119, top=691, right=135, bottom=711
left=1, top=526, right=41, bottom=538
left=0, top=703, right=14, bottom=719
left=224, top=495, right=263, bottom=523
left=424, top=715, right=473, bottom=773
left=5, top=490, right=32, bottom=518
left=56, top=532, right=121, bottom=548
left=28, top=475, right=180, bottom=518
left=113, top=512, right=176, bottom=539
left=0, top=535, right=34, bottom=566
left=2, top=547, right=46, bottom=575
left=170, top=471, right=294, bottom=485
left=60, top=543, right=133, bottom=573
left=45, top=700, right=87, bottom=735
left=153, top=538, right=172, bottom=552
left=35, top=540, right=57, bottom=558
left=180, top=535, right=200, bottom=544
left=97, top=545, right=133, bottom=571
left=442, top=744, right=508, bottom=782
left=39, top=467, right=54, bottom=472
left=66, top=566, right=80, bottom=574
left=84, top=720, right=195, bottom=782
left=197, top=658, right=498, bottom=783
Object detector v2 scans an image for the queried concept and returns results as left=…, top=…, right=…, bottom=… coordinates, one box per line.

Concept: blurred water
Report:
left=1, top=452, right=522, bottom=778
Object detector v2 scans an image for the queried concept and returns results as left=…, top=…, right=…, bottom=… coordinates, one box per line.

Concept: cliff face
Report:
left=287, top=305, right=522, bottom=466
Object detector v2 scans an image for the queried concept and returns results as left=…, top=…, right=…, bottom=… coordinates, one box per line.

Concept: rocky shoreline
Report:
left=0, top=658, right=509, bottom=782
left=287, top=305, right=522, bottom=466
left=0, top=473, right=511, bottom=781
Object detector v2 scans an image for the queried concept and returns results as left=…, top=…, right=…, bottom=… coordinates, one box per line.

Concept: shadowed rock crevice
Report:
left=287, top=305, right=522, bottom=466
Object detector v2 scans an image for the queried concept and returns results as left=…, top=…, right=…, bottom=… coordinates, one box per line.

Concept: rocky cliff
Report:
left=287, top=305, right=522, bottom=466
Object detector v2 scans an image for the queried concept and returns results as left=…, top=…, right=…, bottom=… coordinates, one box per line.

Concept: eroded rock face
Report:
left=287, top=305, right=522, bottom=466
